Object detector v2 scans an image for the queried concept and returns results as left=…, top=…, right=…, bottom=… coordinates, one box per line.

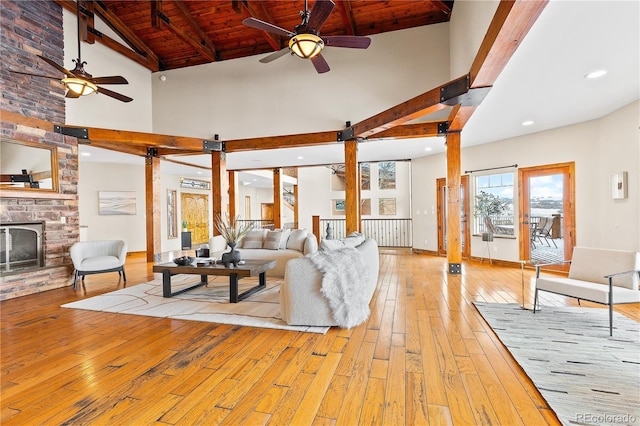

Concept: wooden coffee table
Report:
left=152, top=259, right=276, bottom=303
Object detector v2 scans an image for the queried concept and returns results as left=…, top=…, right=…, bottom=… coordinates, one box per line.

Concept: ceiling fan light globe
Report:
left=289, top=34, right=324, bottom=59
left=62, top=77, right=97, bottom=96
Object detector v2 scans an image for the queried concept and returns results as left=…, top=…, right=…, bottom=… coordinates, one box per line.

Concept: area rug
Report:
left=62, top=276, right=329, bottom=334
left=474, top=303, right=640, bottom=426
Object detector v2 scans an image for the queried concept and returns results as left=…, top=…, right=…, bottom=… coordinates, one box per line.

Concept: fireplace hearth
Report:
left=0, top=222, right=44, bottom=273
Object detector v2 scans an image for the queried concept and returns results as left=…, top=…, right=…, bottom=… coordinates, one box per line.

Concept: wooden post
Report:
left=293, top=184, right=299, bottom=229
left=344, top=140, right=360, bottom=234
left=228, top=170, right=236, bottom=220
left=211, top=151, right=227, bottom=236
left=312, top=215, right=320, bottom=244
left=145, top=150, right=161, bottom=262
left=273, top=168, right=282, bottom=229
left=446, top=132, right=462, bottom=274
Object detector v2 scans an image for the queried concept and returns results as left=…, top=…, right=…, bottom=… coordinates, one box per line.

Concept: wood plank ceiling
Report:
left=58, top=0, right=454, bottom=72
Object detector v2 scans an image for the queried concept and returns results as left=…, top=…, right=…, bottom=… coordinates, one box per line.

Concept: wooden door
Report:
left=244, top=196, right=251, bottom=219
left=518, top=162, right=575, bottom=271
left=436, top=176, right=470, bottom=258
left=181, top=193, right=209, bottom=245
left=261, top=203, right=273, bottom=222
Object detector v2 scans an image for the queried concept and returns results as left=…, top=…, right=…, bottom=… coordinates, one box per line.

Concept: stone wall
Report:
left=0, top=0, right=77, bottom=300
left=0, top=0, right=65, bottom=122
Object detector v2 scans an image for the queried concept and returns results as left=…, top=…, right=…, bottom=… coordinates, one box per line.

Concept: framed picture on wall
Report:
left=98, top=191, right=136, bottom=215
left=379, top=198, right=396, bottom=215
left=167, top=189, right=178, bottom=239
left=332, top=199, right=346, bottom=215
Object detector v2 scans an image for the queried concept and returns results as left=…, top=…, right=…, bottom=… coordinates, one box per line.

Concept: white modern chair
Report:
left=70, top=240, right=127, bottom=288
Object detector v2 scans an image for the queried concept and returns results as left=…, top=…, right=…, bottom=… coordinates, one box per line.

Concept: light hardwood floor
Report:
left=2, top=250, right=638, bottom=425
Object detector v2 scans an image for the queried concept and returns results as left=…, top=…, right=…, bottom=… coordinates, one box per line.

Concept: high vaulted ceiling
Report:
left=58, top=0, right=454, bottom=71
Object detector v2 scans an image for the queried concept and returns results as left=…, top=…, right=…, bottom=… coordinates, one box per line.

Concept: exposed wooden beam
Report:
left=162, top=157, right=210, bottom=171
left=155, top=1, right=217, bottom=62
left=449, top=0, right=548, bottom=131
left=350, top=81, right=458, bottom=139
left=372, top=122, right=444, bottom=140
left=273, top=168, right=282, bottom=229
left=335, top=1, right=356, bottom=35
left=431, top=1, right=453, bottom=16
left=55, top=0, right=160, bottom=71
left=469, top=0, right=548, bottom=88
left=224, top=130, right=338, bottom=152
left=240, top=1, right=282, bottom=51
left=78, top=1, right=95, bottom=44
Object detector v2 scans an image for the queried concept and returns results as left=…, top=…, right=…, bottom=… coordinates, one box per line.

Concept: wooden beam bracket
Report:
left=438, top=121, right=449, bottom=135
left=203, top=140, right=225, bottom=152
left=337, top=127, right=355, bottom=142
left=147, top=147, right=159, bottom=157
left=54, top=125, right=88, bottom=139
left=440, top=74, right=470, bottom=104
left=449, top=263, right=461, bottom=274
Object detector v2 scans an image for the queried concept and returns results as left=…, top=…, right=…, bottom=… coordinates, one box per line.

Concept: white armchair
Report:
left=70, top=240, right=127, bottom=289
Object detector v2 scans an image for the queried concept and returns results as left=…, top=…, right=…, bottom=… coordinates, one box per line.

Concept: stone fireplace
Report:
left=0, top=0, right=78, bottom=300
left=0, top=221, right=44, bottom=272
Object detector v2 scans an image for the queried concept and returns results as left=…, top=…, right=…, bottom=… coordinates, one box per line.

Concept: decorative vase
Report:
left=221, top=242, right=241, bottom=267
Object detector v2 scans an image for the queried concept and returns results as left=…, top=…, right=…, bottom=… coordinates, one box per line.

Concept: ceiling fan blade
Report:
left=311, top=54, right=330, bottom=74
left=91, top=76, right=129, bottom=85
left=65, top=89, right=81, bottom=99
left=259, top=48, right=291, bottom=64
left=97, top=86, right=133, bottom=103
left=242, top=17, right=294, bottom=38
left=9, top=70, right=61, bottom=80
left=324, top=35, right=371, bottom=49
left=37, top=55, right=74, bottom=77
left=307, top=0, right=335, bottom=32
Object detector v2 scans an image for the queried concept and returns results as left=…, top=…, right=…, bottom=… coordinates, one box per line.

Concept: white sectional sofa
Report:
left=209, top=228, right=318, bottom=278
left=534, top=246, right=640, bottom=335
left=280, top=236, right=379, bottom=327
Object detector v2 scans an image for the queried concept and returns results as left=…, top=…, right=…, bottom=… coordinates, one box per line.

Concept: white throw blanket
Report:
left=309, top=247, right=370, bottom=328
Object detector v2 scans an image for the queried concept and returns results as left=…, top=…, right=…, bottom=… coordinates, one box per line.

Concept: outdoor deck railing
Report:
left=319, top=218, right=412, bottom=248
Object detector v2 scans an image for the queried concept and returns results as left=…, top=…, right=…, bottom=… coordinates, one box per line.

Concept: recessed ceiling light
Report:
left=80, top=152, right=91, bottom=156
left=197, top=171, right=202, bottom=175
left=585, top=69, right=607, bottom=79
left=522, top=120, right=534, bottom=126
left=424, top=147, right=432, bottom=152
left=242, top=182, right=250, bottom=186
left=297, top=156, right=304, bottom=160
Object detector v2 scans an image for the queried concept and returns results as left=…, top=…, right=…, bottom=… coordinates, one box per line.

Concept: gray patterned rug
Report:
left=474, top=303, right=640, bottom=426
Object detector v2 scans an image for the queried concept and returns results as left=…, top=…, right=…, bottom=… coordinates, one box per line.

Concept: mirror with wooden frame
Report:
left=0, top=138, right=59, bottom=192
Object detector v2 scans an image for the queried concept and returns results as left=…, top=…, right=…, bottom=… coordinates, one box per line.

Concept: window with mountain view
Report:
left=474, top=172, right=515, bottom=235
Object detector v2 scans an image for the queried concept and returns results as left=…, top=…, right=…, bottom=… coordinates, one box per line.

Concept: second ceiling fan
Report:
left=242, top=0, right=371, bottom=73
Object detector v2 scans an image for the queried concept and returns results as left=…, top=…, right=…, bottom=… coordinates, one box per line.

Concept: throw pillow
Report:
left=279, top=228, right=291, bottom=250
left=286, top=229, right=307, bottom=252
left=263, top=230, right=284, bottom=250
left=320, top=239, right=345, bottom=251
left=243, top=229, right=267, bottom=249
left=304, top=234, right=319, bottom=255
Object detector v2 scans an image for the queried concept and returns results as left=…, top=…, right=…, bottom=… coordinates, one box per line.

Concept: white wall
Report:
left=411, top=100, right=640, bottom=259
left=78, top=162, right=146, bottom=251
left=151, top=25, right=450, bottom=140
left=449, top=0, right=500, bottom=79
left=63, top=9, right=152, bottom=131
left=297, top=161, right=411, bottom=230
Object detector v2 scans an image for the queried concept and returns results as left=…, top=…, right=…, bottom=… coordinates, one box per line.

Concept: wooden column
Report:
left=293, top=184, right=299, bottom=229
left=344, top=139, right=360, bottom=234
left=211, top=151, right=227, bottom=236
left=145, top=150, right=161, bottom=262
left=446, top=132, right=462, bottom=274
left=273, top=168, right=282, bottom=229
left=228, top=170, right=236, bottom=220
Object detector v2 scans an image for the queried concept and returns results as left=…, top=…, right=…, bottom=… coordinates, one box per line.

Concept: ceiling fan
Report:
left=242, top=0, right=371, bottom=73
left=10, top=2, right=132, bottom=103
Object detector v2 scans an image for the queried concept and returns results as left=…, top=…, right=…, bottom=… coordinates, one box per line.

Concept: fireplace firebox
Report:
left=0, top=222, right=44, bottom=273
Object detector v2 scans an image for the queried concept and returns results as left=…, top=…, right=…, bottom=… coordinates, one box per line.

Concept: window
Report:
left=474, top=172, right=514, bottom=235
left=378, top=162, right=396, bottom=189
